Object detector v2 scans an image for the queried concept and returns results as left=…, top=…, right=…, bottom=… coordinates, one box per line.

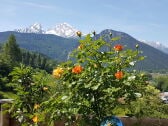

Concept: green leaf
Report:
left=91, top=83, right=101, bottom=90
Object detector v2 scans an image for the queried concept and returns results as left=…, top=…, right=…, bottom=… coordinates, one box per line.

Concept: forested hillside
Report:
left=0, top=34, right=57, bottom=96
left=0, top=31, right=78, bottom=61
left=96, top=29, right=168, bottom=71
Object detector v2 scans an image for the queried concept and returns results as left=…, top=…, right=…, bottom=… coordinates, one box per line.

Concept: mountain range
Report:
left=15, top=23, right=78, bottom=38
left=14, top=23, right=168, bottom=54
left=0, top=23, right=168, bottom=71
left=140, top=40, right=168, bottom=54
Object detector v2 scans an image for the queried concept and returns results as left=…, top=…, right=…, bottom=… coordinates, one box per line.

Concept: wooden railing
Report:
left=1, top=113, right=168, bottom=126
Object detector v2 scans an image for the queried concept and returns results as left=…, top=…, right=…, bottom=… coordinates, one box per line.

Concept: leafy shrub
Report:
left=9, top=64, right=53, bottom=125
left=41, top=33, right=149, bottom=125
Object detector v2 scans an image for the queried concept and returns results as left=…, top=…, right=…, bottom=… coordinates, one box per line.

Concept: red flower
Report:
left=115, top=71, right=124, bottom=80
left=72, top=65, right=83, bottom=74
left=114, top=44, right=123, bottom=51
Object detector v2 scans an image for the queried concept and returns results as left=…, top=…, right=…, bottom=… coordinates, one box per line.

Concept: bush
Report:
left=41, top=33, right=149, bottom=125
left=9, top=64, right=53, bottom=125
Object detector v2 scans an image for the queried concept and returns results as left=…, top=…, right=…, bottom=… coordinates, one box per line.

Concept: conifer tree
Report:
left=37, top=54, right=41, bottom=68
left=3, top=34, right=21, bottom=64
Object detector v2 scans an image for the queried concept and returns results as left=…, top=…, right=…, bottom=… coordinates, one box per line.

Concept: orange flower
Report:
left=72, top=65, right=83, bottom=74
left=115, top=71, right=124, bottom=80
left=32, top=115, right=38, bottom=123
left=76, top=31, right=82, bottom=37
left=34, top=104, right=40, bottom=110
left=52, top=67, right=64, bottom=78
left=114, top=44, right=123, bottom=51
left=43, top=87, right=48, bottom=91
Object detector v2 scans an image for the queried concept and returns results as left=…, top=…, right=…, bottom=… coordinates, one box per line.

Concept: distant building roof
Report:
left=160, top=92, right=168, bottom=96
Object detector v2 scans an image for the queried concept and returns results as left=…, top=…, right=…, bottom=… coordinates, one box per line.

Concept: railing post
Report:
left=0, top=99, right=13, bottom=126
left=0, top=104, right=2, bottom=126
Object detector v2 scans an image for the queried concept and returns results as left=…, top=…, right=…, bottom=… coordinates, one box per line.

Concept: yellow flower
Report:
left=53, top=67, right=64, bottom=78
left=32, top=115, right=38, bottom=123
left=34, top=104, right=40, bottom=110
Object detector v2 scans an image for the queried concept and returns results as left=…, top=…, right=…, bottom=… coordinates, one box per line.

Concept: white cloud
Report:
left=22, top=2, right=55, bottom=10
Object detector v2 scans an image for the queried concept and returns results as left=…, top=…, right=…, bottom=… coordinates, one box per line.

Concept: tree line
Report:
left=0, top=34, right=57, bottom=93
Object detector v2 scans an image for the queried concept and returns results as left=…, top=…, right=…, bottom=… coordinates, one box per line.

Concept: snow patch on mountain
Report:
left=15, top=22, right=79, bottom=38
left=139, top=39, right=168, bottom=54
left=15, top=23, right=44, bottom=34
left=45, top=23, right=78, bottom=38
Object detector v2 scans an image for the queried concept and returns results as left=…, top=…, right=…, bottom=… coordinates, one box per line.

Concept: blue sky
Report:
left=1, top=0, right=168, bottom=46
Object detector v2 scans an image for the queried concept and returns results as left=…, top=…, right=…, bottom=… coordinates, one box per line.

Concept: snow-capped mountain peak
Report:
left=15, top=22, right=79, bottom=38
left=139, top=39, right=163, bottom=48
left=45, top=22, right=78, bottom=38
left=15, top=23, right=44, bottom=34
left=30, top=23, right=42, bottom=31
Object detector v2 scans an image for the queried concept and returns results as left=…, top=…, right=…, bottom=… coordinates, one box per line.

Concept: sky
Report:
left=1, top=0, right=168, bottom=46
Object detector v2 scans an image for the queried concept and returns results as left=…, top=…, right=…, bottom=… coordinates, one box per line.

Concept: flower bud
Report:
left=78, top=44, right=83, bottom=50
left=109, top=32, right=112, bottom=37
left=34, top=104, right=40, bottom=110
left=136, top=44, right=139, bottom=49
left=140, top=73, right=145, bottom=77
left=76, top=31, right=82, bottom=37
left=92, top=31, right=96, bottom=36
left=43, top=87, right=48, bottom=91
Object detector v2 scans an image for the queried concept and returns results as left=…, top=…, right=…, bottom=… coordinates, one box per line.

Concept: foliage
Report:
left=20, top=49, right=58, bottom=73
left=0, top=31, right=78, bottom=61
left=0, top=34, right=57, bottom=96
left=41, top=33, right=149, bottom=125
left=2, top=34, right=21, bottom=65
left=9, top=64, right=53, bottom=125
left=153, top=75, right=168, bottom=92
left=0, top=55, right=12, bottom=93
left=2, top=32, right=168, bottom=126
left=127, top=85, right=168, bottom=118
